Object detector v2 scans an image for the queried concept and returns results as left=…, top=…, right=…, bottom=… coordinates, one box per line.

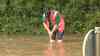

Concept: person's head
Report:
left=47, top=10, right=51, bottom=18
left=48, top=8, right=58, bottom=15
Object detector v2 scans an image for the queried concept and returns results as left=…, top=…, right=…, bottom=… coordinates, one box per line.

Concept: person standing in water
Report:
left=42, top=8, right=65, bottom=43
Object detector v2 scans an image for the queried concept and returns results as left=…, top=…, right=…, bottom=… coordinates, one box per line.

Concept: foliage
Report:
left=0, top=0, right=100, bottom=34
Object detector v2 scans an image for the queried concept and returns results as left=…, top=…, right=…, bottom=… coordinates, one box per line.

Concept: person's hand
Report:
left=48, top=31, right=53, bottom=40
left=48, top=31, right=53, bottom=37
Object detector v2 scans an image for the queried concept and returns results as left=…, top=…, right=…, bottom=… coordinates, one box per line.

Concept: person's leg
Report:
left=50, top=30, right=57, bottom=43
left=57, top=31, right=64, bottom=43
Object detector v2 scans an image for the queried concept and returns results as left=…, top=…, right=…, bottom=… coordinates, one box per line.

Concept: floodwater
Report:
left=0, top=34, right=82, bottom=56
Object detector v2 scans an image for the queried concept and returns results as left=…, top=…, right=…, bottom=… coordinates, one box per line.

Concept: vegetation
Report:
left=0, top=0, right=100, bottom=34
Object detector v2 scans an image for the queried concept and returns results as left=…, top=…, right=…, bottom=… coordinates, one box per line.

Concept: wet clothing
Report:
left=52, top=30, right=64, bottom=40
left=44, top=14, right=64, bottom=32
left=42, top=12, right=64, bottom=40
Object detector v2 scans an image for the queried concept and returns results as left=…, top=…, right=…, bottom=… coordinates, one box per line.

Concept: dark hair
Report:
left=47, top=10, right=51, bottom=18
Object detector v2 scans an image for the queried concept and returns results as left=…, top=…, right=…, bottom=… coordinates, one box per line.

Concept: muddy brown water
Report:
left=0, top=34, right=82, bottom=56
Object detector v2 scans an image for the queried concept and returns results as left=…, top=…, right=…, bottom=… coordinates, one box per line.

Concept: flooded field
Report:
left=0, top=34, right=82, bottom=56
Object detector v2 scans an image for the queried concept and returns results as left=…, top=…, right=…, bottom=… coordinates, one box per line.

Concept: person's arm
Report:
left=51, top=11, right=58, bottom=33
left=43, top=22, right=52, bottom=41
left=51, top=24, right=57, bottom=33
left=43, top=22, right=50, bottom=33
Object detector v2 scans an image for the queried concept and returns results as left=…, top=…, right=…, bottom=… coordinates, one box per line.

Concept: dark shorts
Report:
left=51, top=30, right=64, bottom=40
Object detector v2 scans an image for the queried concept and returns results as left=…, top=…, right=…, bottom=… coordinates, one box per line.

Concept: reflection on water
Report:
left=0, top=35, right=82, bottom=56
left=44, top=42, right=65, bottom=56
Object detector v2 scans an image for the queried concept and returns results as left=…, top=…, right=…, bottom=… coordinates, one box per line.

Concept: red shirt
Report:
left=44, top=13, right=64, bottom=32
